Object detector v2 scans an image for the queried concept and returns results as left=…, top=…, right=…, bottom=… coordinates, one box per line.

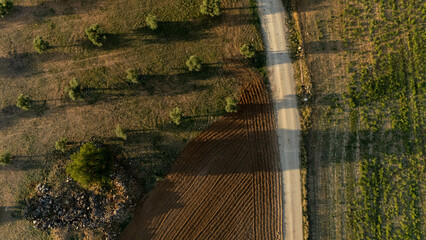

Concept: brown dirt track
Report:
left=120, top=78, right=283, bottom=239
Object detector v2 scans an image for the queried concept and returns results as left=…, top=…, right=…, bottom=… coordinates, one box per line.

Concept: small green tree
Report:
left=225, top=97, right=238, bottom=113
left=240, top=43, right=255, bottom=58
left=65, top=78, right=82, bottom=101
left=169, top=107, right=183, bottom=125
left=146, top=14, right=158, bottom=30
left=55, top=137, right=68, bottom=152
left=0, top=0, right=13, bottom=18
left=33, top=37, right=49, bottom=53
left=85, top=24, right=107, bottom=47
left=200, top=0, right=221, bottom=17
left=16, top=94, right=31, bottom=110
left=66, top=142, right=112, bottom=189
left=0, top=151, right=11, bottom=165
left=126, top=68, right=141, bottom=84
left=186, top=55, right=203, bottom=72
left=115, top=125, right=127, bottom=140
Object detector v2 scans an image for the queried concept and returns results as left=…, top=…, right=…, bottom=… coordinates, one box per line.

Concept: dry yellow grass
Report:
left=0, top=0, right=263, bottom=238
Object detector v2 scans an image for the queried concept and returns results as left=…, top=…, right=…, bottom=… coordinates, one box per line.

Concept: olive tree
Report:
left=65, top=78, right=82, bottom=101
left=200, top=0, right=221, bottom=17
left=55, top=137, right=68, bottom=152
left=169, top=107, right=183, bottom=125
left=0, top=0, right=13, bottom=18
left=126, top=68, right=141, bottom=84
left=85, top=24, right=107, bottom=47
left=33, top=37, right=49, bottom=53
left=146, top=14, right=158, bottom=30
left=225, top=97, right=238, bottom=113
left=115, top=125, right=127, bottom=140
left=16, top=94, right=31, bottom=110
left=0, top=151, right=11, bottom=165
left=186, top=55, right=203, bottom=72
left=240, top=43, right=255, bottom=58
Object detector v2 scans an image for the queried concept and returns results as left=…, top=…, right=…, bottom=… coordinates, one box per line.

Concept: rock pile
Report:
left=27, top=183, right=109, bottom=231
left=26, top=168, right=140, bottom=239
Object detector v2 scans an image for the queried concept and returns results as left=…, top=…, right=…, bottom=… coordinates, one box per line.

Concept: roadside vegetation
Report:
left=287, top=0, right=425, bottom=239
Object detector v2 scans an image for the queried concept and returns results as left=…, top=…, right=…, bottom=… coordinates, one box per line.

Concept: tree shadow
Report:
left=303, top=40, right=344, bottom=54
left=133, top=19, right=214, bottom=44
left=0, top=51, right=70, bottom=78
left=0, top=206, right=22, bottom=225
left=0, top=154, right=49, bottom=171
left=119, top=180, right=184, bottom=240
left=0, top=0, right=100, bottom=29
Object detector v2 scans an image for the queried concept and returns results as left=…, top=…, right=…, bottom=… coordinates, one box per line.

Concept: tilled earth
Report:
left=120, top=78, right=283, bottom=240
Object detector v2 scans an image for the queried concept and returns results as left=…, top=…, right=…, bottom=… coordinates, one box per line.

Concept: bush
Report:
left=65, top=78, right=82, bottom=101
left=0, top=0, right=13, bottom=17
left=146, top=14, right=158, bottom=30
left=126, top=68, right=141, bottom=84
left=115, top=125, right=127, bottom=140
left=200, top=0, right=221, bottom=17
left=33, top=37, right=49, bottom=53
left=240, top=43, right=256, bottom=58
left=16, top=94, right=31, bottom=110
left=0, top=151, right=11, bottom=165
left=66, top=142, right=112, bottom=189
left=85, top=24, right=106, bottom=47
left=186, top=55, right=203, bottom=72
left=169, top=107, right=183, bottom=125
left=225, top=97, right=238, bottom=113
left=55, top=137, right=68, bottom=152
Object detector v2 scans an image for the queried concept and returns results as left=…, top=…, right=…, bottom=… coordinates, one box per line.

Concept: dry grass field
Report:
left=288, top=0, right=425, bottom=239
left=0, top=0, right=266, bottom=239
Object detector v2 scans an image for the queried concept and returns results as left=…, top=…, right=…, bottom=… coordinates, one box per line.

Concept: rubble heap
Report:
left=25, top=167, right=140, bottom=239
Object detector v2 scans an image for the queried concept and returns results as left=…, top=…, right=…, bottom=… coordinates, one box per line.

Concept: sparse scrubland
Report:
left=285, top=0, right=424, bottom=239
left=0, top=0, right=264, bottom=239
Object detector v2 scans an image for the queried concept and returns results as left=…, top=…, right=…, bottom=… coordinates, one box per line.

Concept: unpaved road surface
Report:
left=257, top=0, right=304, bottom=239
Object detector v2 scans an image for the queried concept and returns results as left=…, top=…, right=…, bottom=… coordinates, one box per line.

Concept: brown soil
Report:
left=119, top=78, right=283, bottom=239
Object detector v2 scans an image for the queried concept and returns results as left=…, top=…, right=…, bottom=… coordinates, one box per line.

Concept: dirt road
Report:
left=257, top=0, right=304, bottom=239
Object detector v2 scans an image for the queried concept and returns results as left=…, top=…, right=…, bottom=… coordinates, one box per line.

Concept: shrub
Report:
left=33, top=37, right=49, bottom=53
left=200, top=0, right=221, bottom=17
left=66, top=142, right=112, bottom=189
left=55, top=137, right=68, bottom=152
left=85, top=24, right=106, bottom=47
left=16, top=94, right=31, bottom=110
left=186, top=55, right=203, bottom=72
left=146, top=14, right=158, bottom=30
left=0, top=151, right=11, bottom=165
left=126, top=68, right=141, bottom=84
left=225, top=97, right=238, bottom=113
left=240, top=43, right=256, bottom=58
left=115, top=125, right=127, bottom=140
left=0, top=0, right=13, bottom=18
left=65, top=78, right=82, bottom=101
left=169, top=107, right=183, bottom=125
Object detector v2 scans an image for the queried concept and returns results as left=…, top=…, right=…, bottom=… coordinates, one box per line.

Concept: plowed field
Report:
left=120, top=77, right=283, bottom=239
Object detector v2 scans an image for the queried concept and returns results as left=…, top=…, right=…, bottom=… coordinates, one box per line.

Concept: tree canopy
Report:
left=0, top=0, right=13, bottom=17
left=200, top=0, right=221, bottom=17
left=85, top=24, right=107, bottom=47
left=66, top=142, right=112, bottom=189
